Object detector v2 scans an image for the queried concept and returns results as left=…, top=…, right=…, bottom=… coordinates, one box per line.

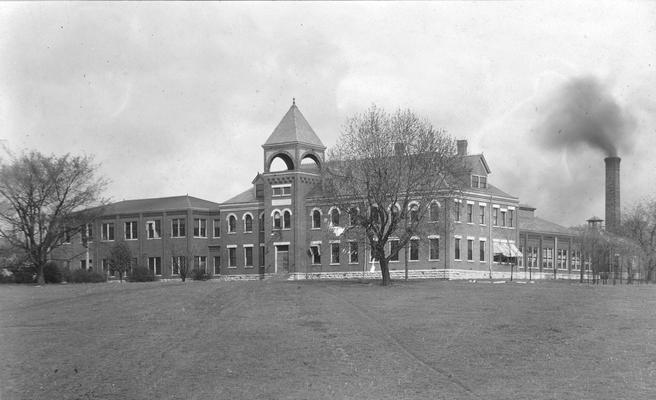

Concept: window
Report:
left=102, top=223, right=115, bottom=241
left=527, top=246, right=538, bottom=268
left=501, top=211, right=507, bottom=227
left=312, top=209, right=321, bottom=229
left=146, top=220, right=161, bottom=239
left=194, top=256, right=207, bottom=272
left=330, top=208, right=340, bottom=226
left=471, top=175, right=479, bottom=188
left=493, top=208, right=499, bottom=226
left=172, top=218, right=186, bottom=237
left=429, top=238, right=439, bottom=260
left=148, top=257, right=161, bottom=276
left=389, top=240, right=401, bottom=262
left=80, top=223, right=93, bottom=244
left=572, top=250, right=581, bottom=270
left=228, top=215, right=237, bottom=233
left=330, top=243, right=340, bottom=264
left=557, top=249, right=568, bottom=269
left=479, top=205, right=486, bottom=224
left=454, top=238, right=461, bottom=260
left=283, top=210, right=291, bottom=229
left=480, top=240, right=486, bottom=262
left=349, top=208, right=358, bottom=225
left=193, top=218, right=207, bottom=237
left=543, top=247, right=553, bottom=269
left=124, top=221, right=138, bottom=240
left=213, top=219, right=221, bottom=237
left=467, top=204, right=473, bottom=223
left=228, top=247, right=237, bottom=268
left=509, top=210, right=514, bottom=227
left=429, top=202, right=439, bottom=222
left=244, top=214, right=253, bottom=233
left=310, top=244, right=321, bottom=264
left=454, top=201, right=461, bottom=222
left=471, top=175, right=487, bottom=189
left=349, top=242, right=358, bottom=263
left=213, top=256, right=221, bottom=275
left=102, top=258, right=109, bottom=274
left=272, top=185, right=291, bottom=197
left=244, top=246, right=253, bottom=267
left=518, top=246, right=524, bottom=267
left=409, top=204, right=419, bottom=224
left=273, top=211, right=282, bottom=229
left=467, top=239, right=474, bottom=261
left=410, top=239, right=419, bottom=261
left=171, top=256, right=185, bottom=275
left=80, top=259, right=93, bottom=270
left=259, top=245, right=265, bottom=267
left=259, top=213, right=265, bottom=232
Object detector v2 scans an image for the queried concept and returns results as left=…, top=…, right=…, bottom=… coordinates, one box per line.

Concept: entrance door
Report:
left=276, top=245, right=289, bottom=273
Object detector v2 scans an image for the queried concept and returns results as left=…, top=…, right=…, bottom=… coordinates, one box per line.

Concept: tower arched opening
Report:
left=268, top=153, right=295, bottom=172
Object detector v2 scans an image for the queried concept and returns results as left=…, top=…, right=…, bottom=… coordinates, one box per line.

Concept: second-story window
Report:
left=272, top=185, right=291, bottom=197
left=194, top=218, right=207, bottom=237
left=430, top=202, right=439, bottom=222
left=331, top=208, right=340, bottom=226
left=454, top=201, right=461, bottom=222
left=102, top=223, right=115, bottom=241
left=479, top=205, right=486, bottom=224
left=509, top=210, right=514, bottom=227
left=312, top=209, right=321, bottom=229
left=493, top=208, right=499, bottom=226
left=283, top=210, right=291, bottom=229
left=172, top=218, right=186, bottom=237
left=125, top=221, right=138, bottom=240
left=228, top=215, right=237, bottom=233
left=244, top=214, right=253, bottom=233
left=213, top=219, right=220, bottom=238
left=273, top=211, right=282, bottom=230
left=467, top=204, right=473, bottom=223
left=146, top=220, right=161, bottom=239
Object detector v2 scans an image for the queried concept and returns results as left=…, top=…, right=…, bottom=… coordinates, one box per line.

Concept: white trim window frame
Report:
left=244, top=244, right=254, bottom=268
left=330, top=241, right=340, bottom=265
left=193, top=218, right=207, bottom=238
left=227, top=245, right=237, bottom=268
left=146, top=220, right=161, bottom=240
left=171, top=218, right=186, bottom=238
left=101, top=222, right=115, bottom=241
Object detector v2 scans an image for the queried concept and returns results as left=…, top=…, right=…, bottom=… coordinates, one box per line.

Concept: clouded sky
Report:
left=1, top=1, right=654, bottom=227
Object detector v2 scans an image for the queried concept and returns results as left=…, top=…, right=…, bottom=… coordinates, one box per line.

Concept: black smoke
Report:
left=535, top=76, right=636, bottom=157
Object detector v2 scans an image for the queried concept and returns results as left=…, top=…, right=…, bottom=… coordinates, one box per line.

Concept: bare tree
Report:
left=621, top=199, right=655, bottom=282
left=108, top=241, right=131, bottom=282
left=0, top=151, right=107, bottom=284
left=323, top=106, right=466, bottom=286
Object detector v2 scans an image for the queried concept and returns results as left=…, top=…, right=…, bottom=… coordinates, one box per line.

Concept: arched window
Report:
left=390, top=204, right=400, bottom=218
left=330, top=208, right=340, bottom=226
left=259, top=212, right=265, bottom=232
left=228, top=215, right=237, bottom=233
left=244, top=214, right=253, bottom=233
left=409, top=202, right=420, bottom=224
left=312, top=209, right=321, bottom=229
left=370, top=206, right=380, bottom=221
left=430, top=202, right=440, bottom=222
left=273, top=211, right=282, bottom=230
left=349, top=207, right=359, bottom=225
left=283, top=210, right=291, bottom=229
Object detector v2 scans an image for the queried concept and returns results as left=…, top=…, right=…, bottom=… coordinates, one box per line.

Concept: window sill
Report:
left=171, top=236, right=185, bottom=239
left=243, top=231, right=253, bottom=234
left=428, top=259, right=439, bottom=262
left=329, top=263, right=340, bottom=266
left=147, top=237, right=161, bottom=240
left=409, top=259, right=420, bottom=262
left=349, top=262, right=359, bottom=265
left=193, top=236, right=208, bottom=239
left=227, top=266, right=237, bottom=269
left=244, top=266, right=254, bottom=269
left=125, top=238, right=138, bottom=241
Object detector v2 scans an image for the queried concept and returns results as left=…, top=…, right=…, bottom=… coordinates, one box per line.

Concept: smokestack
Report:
left=605, top=156, right=621, bottom=233
left=456, top=140, right=468, bottom=156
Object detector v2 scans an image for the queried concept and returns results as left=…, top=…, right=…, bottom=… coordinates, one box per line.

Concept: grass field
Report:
left=1, top=279, right=655, bottom=400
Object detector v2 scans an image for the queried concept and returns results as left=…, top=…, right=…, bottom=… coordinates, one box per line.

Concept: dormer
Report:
left=262, top=100, right=326, bottom=173
left=456, top=139, right=491, bottom=189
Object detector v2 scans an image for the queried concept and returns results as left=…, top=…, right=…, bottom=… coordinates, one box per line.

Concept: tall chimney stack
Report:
left=605, top=156, right=621, bottom=233
left=456, top=140, right=468, bottom=156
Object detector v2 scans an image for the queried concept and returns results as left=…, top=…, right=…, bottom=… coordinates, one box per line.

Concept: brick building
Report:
left=53, top=102, right=586, bottom=280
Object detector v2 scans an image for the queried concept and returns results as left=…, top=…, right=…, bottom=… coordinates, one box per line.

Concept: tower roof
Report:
left=263, top=101, right=325, bottom=149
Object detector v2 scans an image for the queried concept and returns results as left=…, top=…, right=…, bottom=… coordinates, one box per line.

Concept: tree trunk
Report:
left=37, top=263, right=45, bottom=285
left=379, top=258, right=392, bottom=286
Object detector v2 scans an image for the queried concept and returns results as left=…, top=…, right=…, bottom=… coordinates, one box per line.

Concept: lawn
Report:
left=1, top=279, right=655, bottom=400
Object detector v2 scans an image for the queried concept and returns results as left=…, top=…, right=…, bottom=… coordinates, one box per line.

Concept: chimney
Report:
left=456, top=140, right=468, bottom=156
left=605, top=156, right=621, bottom=233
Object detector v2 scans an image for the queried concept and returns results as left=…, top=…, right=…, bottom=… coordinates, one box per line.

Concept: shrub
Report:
left=0, top=269, right=14, bottom=284
left=69, top=269, right=107, bottom=283
left=128, top=266, right=156, bottom=282
left=191, top=268, right=211, bottom=281
left=43, top=261, right=62, bottom=284
left=12, top=266, right=37, bottom=284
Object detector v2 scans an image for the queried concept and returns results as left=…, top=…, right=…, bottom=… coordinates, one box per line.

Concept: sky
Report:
left=1, top=1, right=655, bottom=227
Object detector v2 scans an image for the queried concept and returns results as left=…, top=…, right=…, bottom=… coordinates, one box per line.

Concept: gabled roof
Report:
left=222, top=187, right=257, bottom=205
left=263, top=102, right=325, bottom=149
left=100, top=195, right=220, bottom=215
left=462, top=154, right=491, bottom=174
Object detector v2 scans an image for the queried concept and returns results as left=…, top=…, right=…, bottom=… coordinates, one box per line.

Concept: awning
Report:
left=493, top=240, right=523, bottom=257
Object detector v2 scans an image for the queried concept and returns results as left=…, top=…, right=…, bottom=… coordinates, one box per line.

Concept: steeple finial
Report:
left=292, top=97, right=296, bottom=106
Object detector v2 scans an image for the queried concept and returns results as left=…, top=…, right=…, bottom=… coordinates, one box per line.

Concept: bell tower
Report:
left=260, top=100, right=325, bottom=275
